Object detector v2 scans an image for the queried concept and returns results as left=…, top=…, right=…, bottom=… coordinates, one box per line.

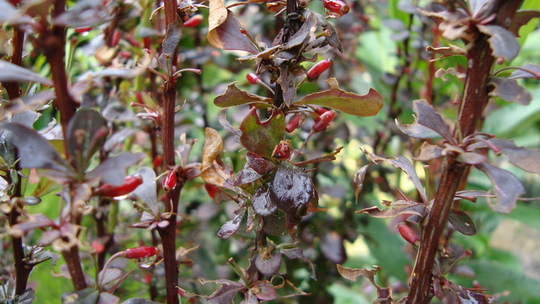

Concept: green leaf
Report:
left=240, top=108, right=285, bottom=158
left=295, top=78, right=384, bottom=117
left=214, top=82, right=272, bottom=108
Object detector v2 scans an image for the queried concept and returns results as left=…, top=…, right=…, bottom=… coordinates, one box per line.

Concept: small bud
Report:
left=397, top=222, right=420, bottom=246
left=124, top=246, right=157, bottom=259
left=312, top=110, right=336, bottom=132
left=184, top=15, right=203, bottom=28
left=306, top=59, right=333, bottom=81
left=95, top=175, right=143, bottom=198
left=163, top=170, right=177, bottom=191
left=286, top=113, right=306, bottom=133
left=246, top=73, right=260, bottom=85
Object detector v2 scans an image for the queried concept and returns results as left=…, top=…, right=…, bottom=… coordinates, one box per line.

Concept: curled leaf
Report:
left=214, top=82, right=272, bottom=108
left=352, top=165, right=369, bottom=202
left=207, top=2, right=258, bottom=53
left=357, top=200, right=426, bottom=218
left=396, top=99, right=455, bottom=144
left=294, top=78, right=383, bottom=117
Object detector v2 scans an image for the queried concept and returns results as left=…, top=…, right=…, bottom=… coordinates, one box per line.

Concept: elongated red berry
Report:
left=111, top=29, right=121, bottom=47
left=124, top=246, right=157, bottom=259
left=306, top=59, right=333, bottom=81
left=314, top=107, right=328, bottom=117
left=286, top=114, right=306, bottom=133
left=397, top=222, right=420, bottom=246
left=322, top=0, right=350, bottom=18
left=184, top=15, right=203, bottom=28
left=95, top=175, right=143, bottom=197
left=204, top=183, right=218, bottom=199
left=312, top=110, right=336, bottom=132
left=163, top=170, right=177, bottom=191
left=246, top=73, right=260, bottom=85
left=143, top=37, right=151, bottom=49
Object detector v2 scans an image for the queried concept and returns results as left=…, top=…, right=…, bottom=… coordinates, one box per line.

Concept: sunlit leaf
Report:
left=476, top=163, right=524, bottom=213
left=477, top=25, right=520, bottom=62
left=489, top=77, right=532, bottom=105
left=0, top=60, right=53, bottom=86
left=294, top=78, right=383, bottom=117
left=448, top=209, right=477, bottom=235
left=396, top=99, right=455, bottom=143
left=214, top=82, right=272, bottom=108
left=240, top=108, right=285, bottom=158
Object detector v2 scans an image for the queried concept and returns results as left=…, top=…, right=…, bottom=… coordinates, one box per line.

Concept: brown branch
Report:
left=3, top=28, right=25, bottom=100
left=406, top=1, right=523, bottom=303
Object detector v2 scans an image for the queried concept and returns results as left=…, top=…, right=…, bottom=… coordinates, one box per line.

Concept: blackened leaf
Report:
left=477, top=163, right=524, bottom=213
left=357, top=200, right=426, bottom=218
left=509, top=63, right=540, bottom=80
left=0, top=123, right=73, bottom=177
left=414, top=142, right=443, bottom=161
left=489, top=77, right=532, bottom=105
left=246, top=152, right=276, bottom=175
left=214, top=82, right=272, bottom=108
left=477, top=25, right=520, bottom=62
left=254, top=250, right=282, bottom=276
left=352, top=165, right=369, bottom=202
left=207, top=8, right=258, bottom=54
left=490, top=138, right=540, bottom=175
left=217, top=207, right=246, bottom=239
left=54, top=0, right=109, bottom=28
left=448, top=209, right=477, bottom=236
left=295, top=78, right=383, bottom=117
left=320, top=231, right=346, bottom=264
left=509, top=10, right=540, bottom=36
left=240, top=108, right=285, bottom=158
left=387, top=156, right=428, bottom=203
left=252, top=186, right=277, bottom=216
left=270, top=162, right=314, bottom=214
left=132, top=167, right=159, bottom=215
left=86, top=152, right=145, bottom=185
left=67, top=109, right=108, bottom=174
left=0, top=60, right=53, bottom=86
left=204, top=279, right=248, bottom=304
left=397, top=99, right=455, bottom=144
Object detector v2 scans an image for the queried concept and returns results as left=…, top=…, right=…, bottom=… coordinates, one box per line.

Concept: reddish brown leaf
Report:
left=214, top=82, right=272, bottom=108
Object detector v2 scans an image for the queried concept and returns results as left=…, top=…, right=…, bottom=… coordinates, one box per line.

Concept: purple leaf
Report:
left=204, top=279, right=248, bottom=304
left=240, top=108, right=285, bottom=158
left=254, top=250, right=282, bottom=276
left=414, top=142, right=443, bottom=162
left=9, top=214, right=56, bottom=237
left=279, top=245, right=316, bottom=279
left=67, top=109, right=107, bottom=174
left=252, top=186, right=278, bottom=216
left=387, top=156, right=428, bottom=203
left=397, top=99, right=455, bottom=144
left=270, top=162, right=314, bottom=215
left=489, top=138, right=540, bottom=175
left=207, top=7, right=258, bottom=54
left=54, top=0, right=109, bottom=28
left=320, top=231, right=346, bottom=264
left=295, top=78, right=383, bottom=117
left=477, top=25, right=520, bottom=62
left=253, top=283, right=278, bottom=301
left=352, top=165, right=369, bottom=202
left=0, top=60, right=53, bottom=86
left=448, top=209, right=477, bottom=236
left=509, top=10, right=540, bottom=36
left=246, top=152, right=276, bottom=175
left=234, top=164, right=262, bottom=186
left=508, top=63, right=540, bottom=80
left=262, top=212, right=286, bottom=236
left=132, top=168, right=159, bottom=215
left=214, top=82, right=272, bottom=108
left=476, top=163, right=524, bottom=213
left=86, top=152, right=145, bottom=185
left=457, top=152, right=488, bottom=165
left=489, top=77, right=532, bottom=105
left=217, top=208, right=246, bottom=239
left=468, top=0, right=493, bottom=19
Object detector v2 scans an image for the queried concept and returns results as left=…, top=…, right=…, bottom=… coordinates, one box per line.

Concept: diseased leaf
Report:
left=357, top=200, right=426, bottom=218
left=217, top=208, right=245, bottom=239
left=414, top=142, right=443, bottom=162
left=489, top=77, right=532, bottom=105
left=67, top=109, right=107, bottom=174
left=489, top=138, right=540, bottom=175
left=397, top=99, right=455, bottom=144
left=240, top=108, right=285, bottom=158
left=294, top=78, right=383, bottom=117
left=387, top=156, right=428, bottom=203
left=214, top=82, right=272, bottom=108
left=207, top=5, right=258, bottom=53
left=477, top=25, right=520, bottom=62
left=0, top=60, right=53, bottom=86
left=352, top=165, right=369, bottom=202
left=0, top=123, right=73, bottom=178
left=508, top=63, right=540, bottom=80
left=86, top=152, right=145, bottom=186
left=204, top=279, right=247, bottom=304
left=476, top=163, right=525, bottom=213
left=270, top=162, right=314, bottom=215
left=252, top=186, right=277, bottom=216
left=448, top=209, right=477, bottom=236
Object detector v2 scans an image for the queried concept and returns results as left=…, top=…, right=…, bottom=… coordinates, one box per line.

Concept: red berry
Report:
left=312, top=110, right=336, bottom=132
left=306, top=59, right=333, bottom=81
left=314, top=107, right=328, bottom=117
left=184, top=15, right=203, bottom=28
left=153, top=154, right=163, bottom=169
left=124, top=246, right=157, bottom=259
left=286, top=114, right=306, bottom=133
left=163, top=170, right=177, bottom=191
left=75, top=27, right=93, bottom=34
left=204, top=183, right=218, bottom=199
left=397, top=222, right=420, bottom=246
left=143, top=37, right=151, bottom=49
left=111, top=29, right=121, bottom=47
left=246, top=73, right=260, bottom=85
left=322, top=0, right=350, bottom=18
left=272, top=140, right=292, bottom=159
left=95, top=175, right=143, bottom=198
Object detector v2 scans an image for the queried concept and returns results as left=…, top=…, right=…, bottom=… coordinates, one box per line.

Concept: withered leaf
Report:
left=357, top=200, right=426, bottom=218
left=207, top=4, right=258, bottom=54
left=352, top=165, right=369, bottom=202
left=336, top=264, right=381, bottom=282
